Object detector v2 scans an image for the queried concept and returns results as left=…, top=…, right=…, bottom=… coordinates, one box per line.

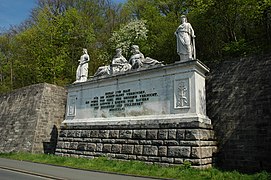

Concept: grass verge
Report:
left=0, top=152, right=270, bottom=180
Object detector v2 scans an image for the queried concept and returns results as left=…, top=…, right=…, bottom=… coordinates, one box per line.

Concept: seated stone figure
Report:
left=111, top=48, right=131, bottom=74
left=129, top=45, right=163, bottom=69
left=94, top=48, right=131, bottom=77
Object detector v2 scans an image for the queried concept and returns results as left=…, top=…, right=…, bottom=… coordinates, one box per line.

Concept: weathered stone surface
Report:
left=102, top=144, right=112, bottom=153
left=146, top=130, right=158, bottom=139
left=134, top=145, right=143, bottom=155
left=111, top=144, right=121, bottom=153
left=174, top=158, right=184, bottom=164
left=132, top=130, right=146, bottom=139
left=185, top=129, right=201, bottom=140
left=148, top=157, right=160, bottom=162
left=143, top=145, right=158, bottom=156
left=158, top=146, right=167, bottom=156
left=86, top=143, right=96, bottom=151
left=69, top=142, right=78, bottom=149
left=158, top=130, right=168, bottom=139
left=161, top=157, right=174, bottom=163
left=122, top=145, right=134, bottom=154
left=77, top=143, right=87, bottom=151
left=164, top=140, right=179, bottom=145
left=127, top=140, right=139, bottom=144
left=98, top=130, right=109, bottom=138
left=96, top=143, right=103, bottom=152
left=109, top=130, right=119, bottom=138
left=168, top=146, right=190, bottom=157
left=191, top=147, right=216, bottom=158
left=81, top=130, right=90, bottom=138
left=168, top=129, right=177, bottom=139
left=89, top=130, right=99, bottom=138
left=119, top=130, right=132, bottom=139
left=115, top=154, right=128, bottom=159
left=152, top=140, right=164, bottom=146
left=176, top=129, right=185, bottom=140
left=137, top=156, right=148, bottom=161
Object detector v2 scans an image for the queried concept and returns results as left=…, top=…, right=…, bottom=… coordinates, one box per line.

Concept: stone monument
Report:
left=56, top=24, right=216, bottom=168
left=175, top=15, right=196, bottom=62
left=75, top=48, right=90, bottom=83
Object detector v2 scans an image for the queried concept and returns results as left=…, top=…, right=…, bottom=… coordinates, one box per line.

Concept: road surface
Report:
left=0, top=158, right=162, bottom=180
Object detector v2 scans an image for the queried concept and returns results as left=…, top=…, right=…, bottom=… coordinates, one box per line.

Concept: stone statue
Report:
left=175, top=15, right=196, bottom=62
left=94, top=48, right=131, bottom=77
left=111, top=48, right=131, bottom=74
left=129, top=45, right=163, bottom=69
left=75, top=48, right=90, bottom=83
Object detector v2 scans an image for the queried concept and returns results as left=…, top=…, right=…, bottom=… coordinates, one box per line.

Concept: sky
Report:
left=0, top=0, right=126, bottom=30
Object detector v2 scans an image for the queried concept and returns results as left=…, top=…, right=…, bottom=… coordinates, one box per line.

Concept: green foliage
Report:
left=109, top=19, right=149, bottom=57
left=0, top=152, right=270, bottom=180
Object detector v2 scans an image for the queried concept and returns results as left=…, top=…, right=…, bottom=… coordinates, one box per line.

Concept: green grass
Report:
left=0, top=152, right=270, bottom=180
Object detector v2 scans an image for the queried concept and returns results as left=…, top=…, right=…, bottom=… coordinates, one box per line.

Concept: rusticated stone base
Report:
left=56, top=120, right=217, bottom=168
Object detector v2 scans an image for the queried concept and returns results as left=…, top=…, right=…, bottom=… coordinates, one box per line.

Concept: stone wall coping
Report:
left=61, top=114, right=212, bottom=130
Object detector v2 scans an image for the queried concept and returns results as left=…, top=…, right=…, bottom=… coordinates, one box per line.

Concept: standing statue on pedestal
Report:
left=75, top=48, right=90, bottom=83
left=175, top=15, right=196, bottom=62
left=129, top=45, right=163, bottom=69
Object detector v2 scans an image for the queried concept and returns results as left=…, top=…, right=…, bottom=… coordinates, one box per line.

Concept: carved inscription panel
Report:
left=88, top=89, right=158, bottom=112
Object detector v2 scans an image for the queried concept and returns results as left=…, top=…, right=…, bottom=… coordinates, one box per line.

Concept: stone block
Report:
left=164, top=140, right=179, bottom=145
left=102, top=139, right=115, bottom=144
left=98, top=130, right=109, bottom=138
left=67, top=130, right=75, bottom=137
left=148, top=157, right=160, bottom=162
left=56, top=142, right=64, bottom=149
left=161, top=157, right=174, bottom=163
left=59, top=130, right=67, bottom=137
left=77, top=143, right=87, bottom=151
left=92, top=138, right=102, bottom=143
left=168, top=129, right=177, bottom=139
left=152, top=140, right=164, bottom=146
left=81, top=130, right=90, bottom=138
left=69, top=142, right=78, bottom=149
left=89, top=130, right=99, bottom=138
left=137, top=156, right=148, bottom=161
left=128, top=155, right=137, bottom=160
left=86, top=143, right=96, bottom=151
left=111, top=144, right=121, bottom=153
left=109, top=130, right=119, bottom=138
left=158, top=130, right=168, bottom=139
left=168, top=146, right=190, bottom=158
left=191, top=147, right=214, bottom=158
left=176, top=129, right=185, bottom=140
left=96, top=143, right=103, bottom=152
left=75, top=130, right=81, bottom=138
left=127, top=140, right=139, bottom=144
left=139, top=140, right=152, bottom=145
left=121, top=145, right=134, bottom=154
left=185, top=129, right=201, bottom=140
left=174, top=158, right=184, bottom=164
left=146, top=130, right=158, bottom=139
left=132, top=130, right=146, bottom=139
left=143, top=145, right=158, bottom=156
left=64, top=142, right=70, bottom=149
left=158, top=146, right=167, bottom=156
left=119, top=130, right=132, bottom=139
left=115, top=139, right=126, bottom=144
left=134, top=145, right=143, bottom=155
left=115, top=154, right=128, bottom=159
left=103, top=144, right=112, bottom=153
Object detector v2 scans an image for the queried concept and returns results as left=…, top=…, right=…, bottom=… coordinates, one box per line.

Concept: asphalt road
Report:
left=0, top=158, right=161, bottom=180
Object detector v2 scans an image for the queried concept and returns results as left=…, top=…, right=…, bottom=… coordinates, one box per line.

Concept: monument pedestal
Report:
left=56, top=60, right=217, bottom=168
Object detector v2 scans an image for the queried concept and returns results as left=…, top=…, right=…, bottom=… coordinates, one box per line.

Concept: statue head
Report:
left=131, top=45, right=140, bottom=54
left=83, top=48, right=88, bottom=54
left=180, top=15, right=187, bottom=23
left=116, top=48, right=122, bottom=54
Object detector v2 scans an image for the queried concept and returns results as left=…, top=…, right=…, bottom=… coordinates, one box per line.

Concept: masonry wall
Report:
left=0, top=83, right=66, bottom=153
left=56, top=121, right=217, bottom=168
left=206, top=53, right=271, bottom=172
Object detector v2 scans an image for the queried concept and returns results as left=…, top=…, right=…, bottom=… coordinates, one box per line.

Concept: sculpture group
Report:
left=75, top=15, right=196, bottom=83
